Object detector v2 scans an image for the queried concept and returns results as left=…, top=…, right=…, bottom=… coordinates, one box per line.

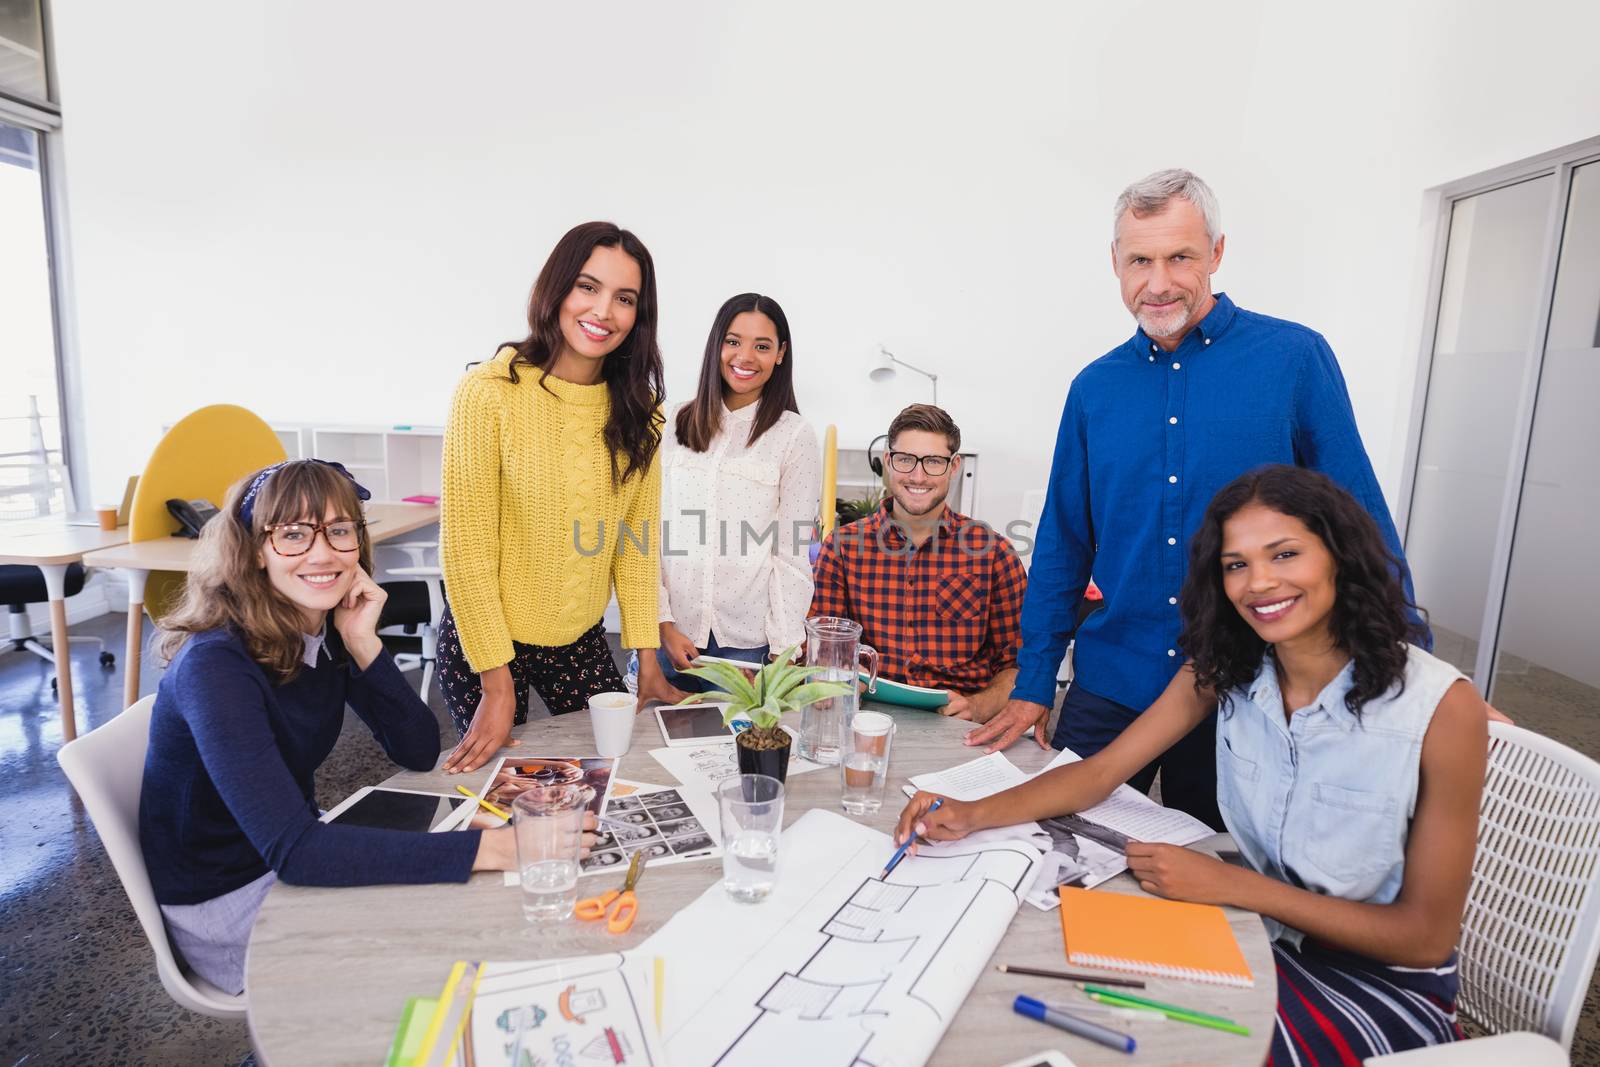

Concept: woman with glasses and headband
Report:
left=139, top=460, right=587, bottom=995
left=648, top=292, right=820, bottom=694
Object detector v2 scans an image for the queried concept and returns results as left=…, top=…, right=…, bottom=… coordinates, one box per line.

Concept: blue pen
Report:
left=881, top=798, right=943, bottom=878
left=1013, top=995, right=1135, bottom=1054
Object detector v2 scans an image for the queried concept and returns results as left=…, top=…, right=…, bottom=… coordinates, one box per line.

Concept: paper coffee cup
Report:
left=95, top=506, right=119, bottom=531
left=588, top=691, right=636, bottom=757
left=851, top=711, right=893, bottom=757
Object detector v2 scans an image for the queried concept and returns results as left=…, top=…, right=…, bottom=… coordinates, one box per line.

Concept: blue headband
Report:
left=237, top=459, right=372, bottom=527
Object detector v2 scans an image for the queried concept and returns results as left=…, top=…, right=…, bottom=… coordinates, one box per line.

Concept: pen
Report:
left=1081, top=986, right=1250, bottom=1036
left=1013, top=995, right=1135, bottom=1053
left=882, top=798, right=943, bottom=878
left=1056, top=1000, right=1165, bottom=1022
left=456, top=785, right=510, bottom=821
left=996, top=964, right=1145, bottom=989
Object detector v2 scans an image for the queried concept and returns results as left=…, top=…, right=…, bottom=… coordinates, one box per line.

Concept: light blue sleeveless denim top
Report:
left=1215, top=643, right=1465, bottom=947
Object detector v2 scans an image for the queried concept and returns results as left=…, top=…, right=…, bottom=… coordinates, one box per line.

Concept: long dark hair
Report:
left=1178, top=465, right=1424, bottom=717
left=675, top=293, right=799, bottom=452
left=501, top=221, right=665, bottom=484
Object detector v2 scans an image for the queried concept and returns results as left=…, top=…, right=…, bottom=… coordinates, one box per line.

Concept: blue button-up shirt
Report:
left=1014, top=292, right=1423, bottom=710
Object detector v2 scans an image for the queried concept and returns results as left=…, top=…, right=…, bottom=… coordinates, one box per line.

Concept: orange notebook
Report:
left=1058, top=887, right=1254, bottom=988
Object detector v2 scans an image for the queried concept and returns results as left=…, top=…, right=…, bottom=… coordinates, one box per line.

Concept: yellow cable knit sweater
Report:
left=441, top=347, right=661, bottom=672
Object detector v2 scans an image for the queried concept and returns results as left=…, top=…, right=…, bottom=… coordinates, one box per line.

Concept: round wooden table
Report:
left=246, top=703, right=1275, bottom=1065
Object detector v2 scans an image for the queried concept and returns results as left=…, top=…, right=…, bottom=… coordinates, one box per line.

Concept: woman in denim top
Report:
left=896, top=466, right=1487, bottom=1064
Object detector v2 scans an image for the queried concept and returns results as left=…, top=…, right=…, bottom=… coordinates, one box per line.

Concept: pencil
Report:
left=456, top=784, right=510, bottom=821
left=997, top=964, right=1145, bottom=989
left=882, top=798, right=943, bottom=878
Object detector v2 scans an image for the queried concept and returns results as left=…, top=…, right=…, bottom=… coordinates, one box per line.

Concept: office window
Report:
left=0, top=116, right=67, bottom=518
left=0, top=0, right=49, bottom=104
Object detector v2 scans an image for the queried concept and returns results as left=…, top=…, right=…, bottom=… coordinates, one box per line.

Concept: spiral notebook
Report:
left=1058, top=887, right=1254, bottom=988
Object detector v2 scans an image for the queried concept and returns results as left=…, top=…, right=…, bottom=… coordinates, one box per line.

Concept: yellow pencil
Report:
left=654, top=956, right=665, bottom=1031
left=455, top=784, right=510, bottom=821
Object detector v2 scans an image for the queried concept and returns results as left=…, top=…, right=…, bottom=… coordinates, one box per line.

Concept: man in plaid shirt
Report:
left=810, top=405, right=1027, bottom=723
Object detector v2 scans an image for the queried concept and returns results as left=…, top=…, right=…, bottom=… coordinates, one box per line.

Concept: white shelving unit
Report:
left=265, top=423, right=444, bottom=501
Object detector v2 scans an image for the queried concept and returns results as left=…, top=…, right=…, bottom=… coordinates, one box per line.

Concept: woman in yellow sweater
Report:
left=438, top=221, right=675, bottom=774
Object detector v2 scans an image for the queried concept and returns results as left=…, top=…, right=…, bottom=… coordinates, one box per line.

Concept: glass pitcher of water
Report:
left=798, top=617, right=879, bottom=765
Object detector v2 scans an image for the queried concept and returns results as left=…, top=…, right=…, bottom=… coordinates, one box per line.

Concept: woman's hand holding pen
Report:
left=893, top=791, right=979, bottom=854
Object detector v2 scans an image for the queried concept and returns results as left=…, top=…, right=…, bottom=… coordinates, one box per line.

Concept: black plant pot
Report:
left=735, top=734, right=792, bottom=783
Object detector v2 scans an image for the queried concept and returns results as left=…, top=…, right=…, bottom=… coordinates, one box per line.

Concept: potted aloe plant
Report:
left=675, top=646, right=852, bottom=782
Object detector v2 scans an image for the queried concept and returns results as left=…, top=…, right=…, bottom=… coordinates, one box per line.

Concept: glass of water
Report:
left=841, top=710, right=895, bottom=815
left=512, top=783, right=594, bottom=922
left=718, top=774, right=785, bottom=903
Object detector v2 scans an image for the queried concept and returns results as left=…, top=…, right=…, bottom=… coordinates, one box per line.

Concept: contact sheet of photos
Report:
left=584, top=782, right=720, bottom=875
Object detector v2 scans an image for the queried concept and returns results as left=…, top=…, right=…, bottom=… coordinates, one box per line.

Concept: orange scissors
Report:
left=575, top=850, right=647, bottom=933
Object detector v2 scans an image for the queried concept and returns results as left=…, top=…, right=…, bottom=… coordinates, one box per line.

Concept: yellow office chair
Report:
left=129, top=405, right=287, bottom=621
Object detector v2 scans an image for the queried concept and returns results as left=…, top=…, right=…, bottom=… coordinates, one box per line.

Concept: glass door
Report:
left=1403, top=175, right=1555, bottom=677
left=1489, top=160, right=1600, bottom=727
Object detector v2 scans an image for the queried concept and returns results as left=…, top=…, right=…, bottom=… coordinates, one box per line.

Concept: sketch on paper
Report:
left=637, top=808, right=1042, bottom=1067
left=420, top=952, right=665, bottom=1067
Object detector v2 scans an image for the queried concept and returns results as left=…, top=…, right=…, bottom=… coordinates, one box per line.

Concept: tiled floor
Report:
left=4, top=612, right=1599, bottom=1065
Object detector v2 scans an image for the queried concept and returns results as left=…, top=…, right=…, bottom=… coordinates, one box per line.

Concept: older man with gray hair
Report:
left=965, top=168, right=1422, bottom=829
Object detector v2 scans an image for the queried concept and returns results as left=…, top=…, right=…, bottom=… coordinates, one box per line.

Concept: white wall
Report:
left=46, top=0, right=1600, bottom=540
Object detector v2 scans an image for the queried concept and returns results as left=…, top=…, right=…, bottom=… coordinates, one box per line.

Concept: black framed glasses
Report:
left=886, top=450, right=953, bottom=476
left=263, top=519, right=365, bottom=556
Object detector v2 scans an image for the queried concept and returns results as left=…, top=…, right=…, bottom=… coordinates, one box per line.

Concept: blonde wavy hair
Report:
left=159, top=460, right=374, bottom=682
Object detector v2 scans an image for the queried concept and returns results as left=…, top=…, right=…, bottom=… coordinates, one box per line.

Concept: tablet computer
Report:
left=321, top=787, right=472, bottom=832
left=654, top=702, right=737, bottom=747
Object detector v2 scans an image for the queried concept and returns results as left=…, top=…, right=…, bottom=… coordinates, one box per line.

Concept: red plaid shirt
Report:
left=809, top=503, right=1028, bottom=693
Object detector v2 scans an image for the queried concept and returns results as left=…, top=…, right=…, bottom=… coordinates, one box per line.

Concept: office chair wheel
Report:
left=99, top=651, right=116, bottom=668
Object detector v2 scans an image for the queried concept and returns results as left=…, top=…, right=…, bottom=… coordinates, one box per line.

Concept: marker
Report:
left=455, top=785, right=510, bottom=821
left=1012, top=995, right=1135, bottom=1053
left=882, top=798, right=943, bottom=878
left=1081, top=986, right=1250, bottom=1036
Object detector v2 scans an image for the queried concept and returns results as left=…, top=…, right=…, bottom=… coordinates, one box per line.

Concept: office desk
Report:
left=0, top=519, right=130, bottom=740
left=81, top=501, right=439, bottom=709
left=246, top=706, right=1275, bottom=1066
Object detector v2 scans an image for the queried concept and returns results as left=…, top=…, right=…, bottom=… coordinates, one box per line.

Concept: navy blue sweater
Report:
left=139, top=628, right=479, bottom=905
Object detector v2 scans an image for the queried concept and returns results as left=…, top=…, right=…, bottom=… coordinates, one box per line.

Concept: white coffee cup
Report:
left=588, top=691, right=636, bottom=757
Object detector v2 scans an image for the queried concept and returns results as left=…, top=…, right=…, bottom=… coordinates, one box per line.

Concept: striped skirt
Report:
left=1271, top=940, right=1464, bottom=1065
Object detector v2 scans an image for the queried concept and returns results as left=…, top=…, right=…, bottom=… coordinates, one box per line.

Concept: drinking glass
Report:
left=718, top=774, right=785, bottom=903
left=840, top=710, right=895, bottom=815
left=512, top=783, right=594, bottom=922
left=799, top=616, right=879, bottom=765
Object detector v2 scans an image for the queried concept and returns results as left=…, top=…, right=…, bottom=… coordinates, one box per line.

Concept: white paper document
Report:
left=647, top=742, right=823, bottom=795
left=902, top=748, right=1216, bottom=909
left=637, top=808, right=1042, bottom=1067
left=439, top=953, right=667, bottom=1067
left=906, top=751, right=1030, bottom=800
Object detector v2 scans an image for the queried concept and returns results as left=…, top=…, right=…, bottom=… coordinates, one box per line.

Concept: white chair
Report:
left=375, top=540, right=444, bottom=700
left=56, top=695, right=248, bottom=1019
left=1364, top=721, right=1600, bottom=1065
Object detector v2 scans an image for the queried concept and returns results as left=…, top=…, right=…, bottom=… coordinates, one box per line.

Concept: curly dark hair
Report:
left=1177, top=465, right=1426, bottom=718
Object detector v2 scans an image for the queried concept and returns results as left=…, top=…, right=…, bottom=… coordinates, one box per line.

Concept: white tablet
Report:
left=654, top=702, right=738, bottom=747
left=320, top=787, right=473, bottom=832
left=995, top=1052, right=1077, bottom=1067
